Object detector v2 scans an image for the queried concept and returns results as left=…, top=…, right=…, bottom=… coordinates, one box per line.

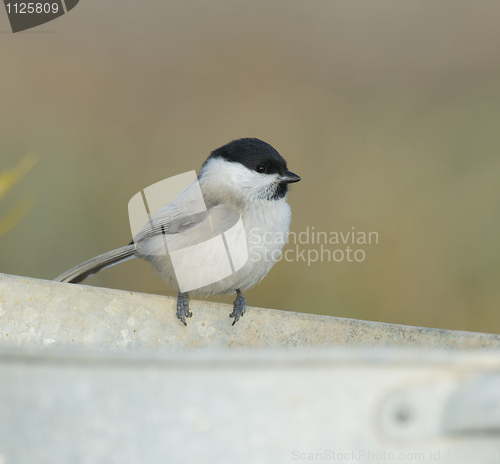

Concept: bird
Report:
left=54, top=138, right=301, bottom=326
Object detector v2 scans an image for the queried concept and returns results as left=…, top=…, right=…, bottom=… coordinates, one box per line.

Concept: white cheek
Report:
left=202, top=158, right=278, bottom=199
left=238, top=170, right=277, bottom=191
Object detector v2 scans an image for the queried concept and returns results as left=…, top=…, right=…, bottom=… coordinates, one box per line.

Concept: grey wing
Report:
left=132, top=178, right=211, bottom=242
left=132, top=204, right=241, bottom=256
left=132, top=208, right=209, bottom=243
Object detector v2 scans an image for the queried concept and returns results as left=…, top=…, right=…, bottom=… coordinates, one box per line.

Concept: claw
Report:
left=176, top=292, right=191, bottom=326
left=230, top=289, right=247, bottom=325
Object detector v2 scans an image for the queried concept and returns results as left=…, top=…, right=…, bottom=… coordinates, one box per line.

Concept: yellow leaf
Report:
left=0, top=195, right=35, bottom=238
left=0, top=153, right=38, bottom=203
left=0, top=154, right=38, bottom=238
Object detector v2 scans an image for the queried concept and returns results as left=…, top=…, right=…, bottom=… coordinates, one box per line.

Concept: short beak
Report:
left=280, top=170, right=301, bottom=184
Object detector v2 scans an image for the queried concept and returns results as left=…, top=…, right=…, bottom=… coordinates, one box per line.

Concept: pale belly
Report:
left=138, top=200, right=292, bottom=296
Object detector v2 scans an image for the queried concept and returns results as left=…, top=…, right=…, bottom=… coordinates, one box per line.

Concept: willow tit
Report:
left=54, top=138, right=301, bottom=325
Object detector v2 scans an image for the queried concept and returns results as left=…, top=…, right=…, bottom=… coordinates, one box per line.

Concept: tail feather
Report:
left=54, top=245, right=136, bottom=284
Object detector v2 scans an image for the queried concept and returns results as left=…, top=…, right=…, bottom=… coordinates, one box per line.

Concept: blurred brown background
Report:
left=1, top=0, right=499, bottom=333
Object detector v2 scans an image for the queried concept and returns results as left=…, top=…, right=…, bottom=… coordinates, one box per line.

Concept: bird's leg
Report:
left=176, top=292, right=191, bottom=326
left=230, top=289, right=247, bottom=326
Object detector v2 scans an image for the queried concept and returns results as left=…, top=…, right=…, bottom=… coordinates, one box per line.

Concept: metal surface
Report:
left=2, top=273, right=500, bottom=463
left=0, top=348, right=499, bottom=464
left=442, top=373, right=500, bottom=434
left=1, top=273, right=500, bottom=350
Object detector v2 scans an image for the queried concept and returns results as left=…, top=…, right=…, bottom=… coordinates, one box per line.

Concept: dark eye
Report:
left=256, top=165, right=266, bottom=173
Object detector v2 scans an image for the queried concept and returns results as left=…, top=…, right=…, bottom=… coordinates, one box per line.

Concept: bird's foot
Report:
left=230, top=289, right=246, bottom=326
left=176, top=292, right=191, bottom=326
